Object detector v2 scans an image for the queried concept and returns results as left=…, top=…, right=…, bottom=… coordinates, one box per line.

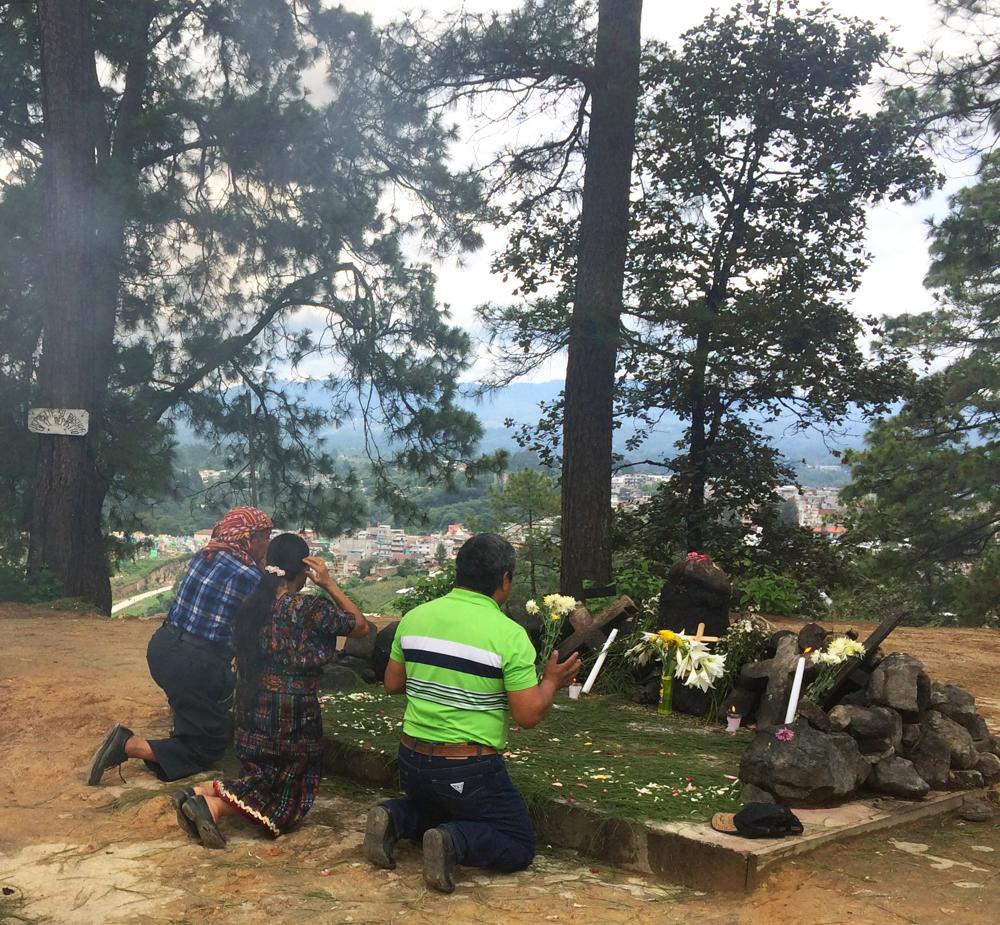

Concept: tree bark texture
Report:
left=685, top=326, right=711, bottom=552
left=28, top=0, right=115, bottom=612
left=560, top=0, right=643, bottom=597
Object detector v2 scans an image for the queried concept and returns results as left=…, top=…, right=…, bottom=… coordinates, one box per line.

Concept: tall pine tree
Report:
left=1, top=1, right=494, bottom=610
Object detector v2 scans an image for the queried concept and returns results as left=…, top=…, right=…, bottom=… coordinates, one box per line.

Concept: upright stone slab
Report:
left=341, top=621, right=377, bottom=660
left=657, top=553, right=730, bottom=640
left=867, top=652, right=930, bottom=719
left=372, top=621, right=400, bottom=682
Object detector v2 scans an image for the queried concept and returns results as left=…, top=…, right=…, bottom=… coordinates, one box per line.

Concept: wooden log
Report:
left=557, top=595, right=637, bottom=660
left=818, top=610, right=909, bottom=711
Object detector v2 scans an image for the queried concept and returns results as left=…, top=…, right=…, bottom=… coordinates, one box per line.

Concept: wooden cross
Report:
left=690, top=622, right=720, bottom=644
left=818, top=609, right=908, bottom=710
left=556, top=596, right=637, bottom=660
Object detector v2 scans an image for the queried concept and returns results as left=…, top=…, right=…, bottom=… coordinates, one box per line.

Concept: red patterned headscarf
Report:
left=201, top=506, right=273, bottom=567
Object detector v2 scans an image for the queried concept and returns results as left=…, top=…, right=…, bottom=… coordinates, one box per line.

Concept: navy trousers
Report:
left=381, top=744, right=535, bottom=872
left=144, top=623, right=234, bottom=781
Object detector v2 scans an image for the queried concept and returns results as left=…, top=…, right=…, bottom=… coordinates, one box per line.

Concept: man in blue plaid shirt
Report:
left=165, top=551, right=262, bottom=646
left=88, top=507, right=272, bottom=784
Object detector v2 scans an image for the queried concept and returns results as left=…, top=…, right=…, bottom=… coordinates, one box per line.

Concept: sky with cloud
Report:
left=329, top=1, right=978, bottom=383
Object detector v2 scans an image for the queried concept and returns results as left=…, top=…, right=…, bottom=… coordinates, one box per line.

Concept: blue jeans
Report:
left=381, top=745, right=535, bottom=872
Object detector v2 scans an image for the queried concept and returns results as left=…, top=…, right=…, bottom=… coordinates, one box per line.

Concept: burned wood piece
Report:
left=581, top=582, right=617, bottom=601
left=818, top=610, right=909, bottom=711
left=556, top=595, right=637, bottom=660
left=740, top=634, right=802, bottom=729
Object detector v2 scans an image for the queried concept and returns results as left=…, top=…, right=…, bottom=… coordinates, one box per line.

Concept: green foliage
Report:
left=489, top=470, right=560, bottom=528
left=0, top=564, right=63, bottom=604
left=343, top=576, right=410, bottom=615
left=904, top=0, right=1000, bottom=156
left=829, top=575, right=933, bottom=626
left=735, top=569, right=803, bottom=617
left=391, top=561, right=456, bottom=615
left=114, top=589, right=176, bottom=619
left=483, top=0, right=938, bottom=554
left=613, top=496, right=853, bottom=616
left=841, top=149, right=1000, bottom=626
left=489, top=469, right=561, bottom=597
left=708, top=615, right=773, bottom=720
left=609, top=555, right=663, bottom=605
left=0, top=0, right=503, bottom=574
left=110, top=555, right=190, bottom=593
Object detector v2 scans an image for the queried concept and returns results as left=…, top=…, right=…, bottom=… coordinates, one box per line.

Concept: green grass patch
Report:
left=319, top=689, right=746, bottom=825
left=110, top=555, right=189, bottom=593
left=345, top=575, right=412, bottom=613
left=114, top=588, right=175, bottom=618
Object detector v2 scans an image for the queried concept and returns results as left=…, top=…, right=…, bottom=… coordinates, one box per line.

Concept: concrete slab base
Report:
left=322, top=739, right=969, bottom=892
left=536, top=789, right=968, bottom=891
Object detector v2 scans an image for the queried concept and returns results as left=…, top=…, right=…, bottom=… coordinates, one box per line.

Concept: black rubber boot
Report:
left=362, top=805, right=398, bottom=870
left=422, top=827, right=457, bottom=894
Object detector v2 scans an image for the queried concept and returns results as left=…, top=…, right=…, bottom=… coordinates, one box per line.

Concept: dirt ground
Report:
left=1, top=605, right=998, bottom=925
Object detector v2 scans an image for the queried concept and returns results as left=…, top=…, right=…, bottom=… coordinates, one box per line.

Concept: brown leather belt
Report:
left=400, top=733, right=497, bottom=757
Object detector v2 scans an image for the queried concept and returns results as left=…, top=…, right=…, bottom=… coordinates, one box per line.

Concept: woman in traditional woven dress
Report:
left=173, top=532, right=368, bottom=847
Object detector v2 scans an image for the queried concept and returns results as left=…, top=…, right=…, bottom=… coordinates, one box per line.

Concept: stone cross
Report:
left=556, top=596, right=637, bottom=660
left=740, top=634, right=802, bottom=728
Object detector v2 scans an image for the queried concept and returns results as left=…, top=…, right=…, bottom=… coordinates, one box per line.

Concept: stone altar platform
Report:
left=322, top=736, right=971, bottom=892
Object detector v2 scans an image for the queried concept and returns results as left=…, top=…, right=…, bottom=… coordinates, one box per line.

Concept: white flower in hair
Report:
left=264, top=565, right=286, bottom=577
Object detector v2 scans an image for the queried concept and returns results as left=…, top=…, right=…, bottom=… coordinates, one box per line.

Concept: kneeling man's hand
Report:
left=542, top=650, right=580, bottom=689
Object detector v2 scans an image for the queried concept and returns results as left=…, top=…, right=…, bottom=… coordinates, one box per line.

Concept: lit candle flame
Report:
left=804, top=647, right=813, bottom=654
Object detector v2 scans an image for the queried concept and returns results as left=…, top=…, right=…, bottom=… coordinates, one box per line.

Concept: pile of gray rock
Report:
left=740, top=650, right=1000, bottom=806
left=323, top=620, right=399, bottom=689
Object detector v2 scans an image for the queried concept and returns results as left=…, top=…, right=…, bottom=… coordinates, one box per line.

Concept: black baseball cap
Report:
left=711, top=803, right=803, bottom=839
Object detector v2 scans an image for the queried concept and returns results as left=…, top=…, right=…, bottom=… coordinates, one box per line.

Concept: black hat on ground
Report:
left=710, top=803, right=803, bottom=839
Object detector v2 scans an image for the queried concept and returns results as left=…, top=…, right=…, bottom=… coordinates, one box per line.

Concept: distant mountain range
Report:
left=173, top=378, right=883, bottom=485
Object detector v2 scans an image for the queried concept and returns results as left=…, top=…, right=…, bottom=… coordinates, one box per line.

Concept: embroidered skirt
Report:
left=215, top=678, right=324, bottom=836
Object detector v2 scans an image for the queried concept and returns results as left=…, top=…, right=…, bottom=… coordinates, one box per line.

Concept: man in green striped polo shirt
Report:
left=362, top=533, right=580, bottom=892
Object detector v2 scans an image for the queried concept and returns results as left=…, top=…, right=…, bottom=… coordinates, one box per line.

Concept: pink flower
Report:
left=775, top=726, right=795, bottom=742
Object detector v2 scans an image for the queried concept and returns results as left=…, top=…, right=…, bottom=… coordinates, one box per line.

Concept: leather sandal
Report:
left=181, top=794, right=227, bottom=849
left=171, top=787, right=199, bottom=840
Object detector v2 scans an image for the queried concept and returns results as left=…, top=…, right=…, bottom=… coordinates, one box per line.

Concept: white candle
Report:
left=581, top=628, right=618, bottom=695
left=783, top=655, right=807, bottom=724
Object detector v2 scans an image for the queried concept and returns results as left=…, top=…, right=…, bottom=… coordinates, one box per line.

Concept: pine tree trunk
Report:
left=685, top=327, right=711, bottom=552
left=27, top=0, right=115, bottom=612
left=560, top=0, right=643, bottom=598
